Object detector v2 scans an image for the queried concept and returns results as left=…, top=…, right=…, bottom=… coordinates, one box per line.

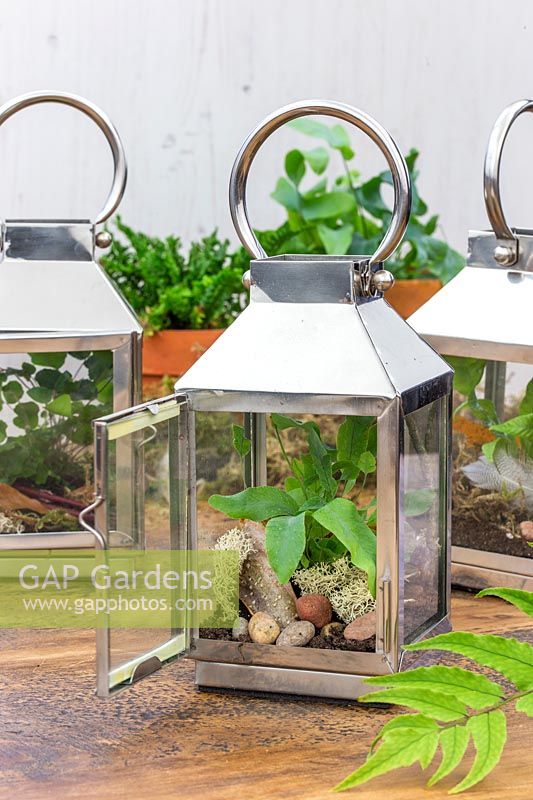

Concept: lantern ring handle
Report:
left=229, top=99, right=411, bottom=265
left=484, top=98, right=533, bottom=242
left=0, top=91, right=127, bottom=224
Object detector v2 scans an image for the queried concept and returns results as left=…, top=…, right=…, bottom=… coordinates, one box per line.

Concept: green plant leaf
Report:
left=285, top=149, right=305, bottom=186
left=519, top=379, right=533, bottom=415
left=359, top=687, right=467, bottom=722
left=358, top=451, right=376, bottom=475
left=304, top=146, right=329, bottom=175
left=208, top=487, right=298, bottom=521
left=30, top=352, right=66, bottom=368
left=316, top=223, right=353, bottom=254
left=477, top=587, right=533, bottom=617
left=13, top=401, right=39, bottom=430
left=428, top=725, right=470, bottom=787
left=265, top=512, right=306, bottom=583
left=405, top=632, right=533, bottom=691
left=404, top=488, right=436, bottom=517
left=515, top=692, right=533, bottom=717
left=313, top=497, right=376, bottom=596
left=232, top=424, right=251, bottom=458
left=47, top=394, right=73, bottom=417
left=336, top=416, right=372, bottom=472
left=307, top=428, right=337, bottom=500
left=450, top=710, right=506, bottom=794
left=0, top=420, right=6, bottom=442
left=2, top=381, right=23, bottom=404
left=270, top=413, right=319, bottom=434
left=447, top=356, right=486, bottom=397
left=370, top=713, right=439, bottom=752
left=271, top=177, right=301, bottom=211
left=365, top=665, right=503, bottom=709
left=27, top=387, right=54, bottom=404
left=482, top=439, right=498, bottom=461
left=301, top=191, right=355, bottom=221
left=491, top=413, right=533, bottom=442
left=334, top=725, right=440, bottom=792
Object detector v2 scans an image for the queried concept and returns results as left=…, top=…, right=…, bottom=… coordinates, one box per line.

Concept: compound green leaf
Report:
left=515, top=692, right=533, bottom=717
left=450, top=710, right=506, bottom=794
left=334, top=726, right=439, bottom=791
left=477, top=588, right=533, bottom=618
left=405, top=632, right=533, bottom=691
left=428, top=725, right=470, bottom=787
left=359, top=687, right=467, bottom=722
left=365, top=665, right=503, bottom=709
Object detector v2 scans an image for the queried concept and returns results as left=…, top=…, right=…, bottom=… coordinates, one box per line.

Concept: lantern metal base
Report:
left=452, top=546, right=533, bottom=592
left=194, top=660, right=376, bottom=701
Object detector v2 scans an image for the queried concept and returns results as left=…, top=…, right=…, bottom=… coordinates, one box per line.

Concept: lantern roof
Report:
left=409, top=229, right=533, bottom=363
left=0, top=220, right=142, bottom=340
left=176, top=256, right=452, bottom=414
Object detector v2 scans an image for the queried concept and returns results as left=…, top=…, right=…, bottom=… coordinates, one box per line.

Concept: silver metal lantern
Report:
left=0, top=92, right=142, bottom=551
left=410, top=100, right=533, bottom=591
left=86, top=101, right=452, bottom=700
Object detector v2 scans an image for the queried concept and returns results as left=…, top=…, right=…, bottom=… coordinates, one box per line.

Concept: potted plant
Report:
left=259, top=119, right=462, bottom=317
left=101, top=219, right=249, bottom=388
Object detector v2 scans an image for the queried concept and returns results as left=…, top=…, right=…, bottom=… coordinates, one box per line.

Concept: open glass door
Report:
left=88, top=394, right=194, bottom=697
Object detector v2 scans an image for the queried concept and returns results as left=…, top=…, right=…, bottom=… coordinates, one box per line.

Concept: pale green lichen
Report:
left=293, top=556, right=375, bottom=623
left=214, top=527, right=255, bottom=572
left=0, top=512, right=23, bottom=534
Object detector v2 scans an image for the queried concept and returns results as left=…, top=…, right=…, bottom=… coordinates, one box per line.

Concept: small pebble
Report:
left=344, top=611, right=376, bottom=641
left=296, top=594, right=332, bottom=628
left=321, top=622, right=345, bottom=638
left=506, top=532, right=514, bottom=540
left=248, top=612, right=280, bottom=644
left=519, top=521, right=533, bottom=542
left=276, top=620, right=315, bottom=647
left=232, top=617, right=249, bottom=640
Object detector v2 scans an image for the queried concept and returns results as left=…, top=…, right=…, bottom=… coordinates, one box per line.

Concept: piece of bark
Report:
left=239, top=521, right=298, bottom=628
left=0, top=483, right=48, bottom=514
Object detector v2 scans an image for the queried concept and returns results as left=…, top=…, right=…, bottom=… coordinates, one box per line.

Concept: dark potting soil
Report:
left=199, top=627, right=375, bottom=652
left=452, top=514, right=532, bottom=559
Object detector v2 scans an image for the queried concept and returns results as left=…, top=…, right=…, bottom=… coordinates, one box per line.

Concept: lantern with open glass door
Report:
left=410, top=100, right=533, bottom=591
left=0, top=92, right=142, bottom=551
left=85, top=101, right=452, bottom=700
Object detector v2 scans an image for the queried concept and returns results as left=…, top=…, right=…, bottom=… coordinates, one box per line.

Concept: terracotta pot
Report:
left=385, top=278, right=442, bottom=319
left=142, top=329, right=223, bottom=378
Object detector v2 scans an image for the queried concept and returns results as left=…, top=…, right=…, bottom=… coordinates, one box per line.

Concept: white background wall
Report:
left=1, top=0, right=533, bottom=257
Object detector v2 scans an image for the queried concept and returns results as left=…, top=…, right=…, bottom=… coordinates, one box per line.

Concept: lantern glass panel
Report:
left=0, top=349, right=113, bottom=534
left=402, top=397, right=447, bottom=643
left=99, top=397, right=190, bottom=690
left=199, top=410, right=379, bottom=652
left=450, top=357, right=533, bottom=560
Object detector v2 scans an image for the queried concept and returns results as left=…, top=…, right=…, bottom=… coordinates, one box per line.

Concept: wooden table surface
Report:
left=0, top=591, right=530, bottom=800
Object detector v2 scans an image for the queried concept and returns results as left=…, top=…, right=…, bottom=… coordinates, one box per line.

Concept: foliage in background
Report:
left=450, top=358, right=533, bottom=509
left=101, top=217, right=248, bottom=332
left=336, top=588, right=533, bottom=794
left=0, top=352, right=112, bottom=493
left=261, top=119, right=463, bottom=282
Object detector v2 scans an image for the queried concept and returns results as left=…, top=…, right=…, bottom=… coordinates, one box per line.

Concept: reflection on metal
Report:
left=484, top=360, right=507, bottom=419
left=452, top=546, right=533, bottom=592
left=0, top=92, right=142, bottom=552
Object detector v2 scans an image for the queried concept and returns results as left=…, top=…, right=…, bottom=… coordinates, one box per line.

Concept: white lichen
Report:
left=214, top=527, right=255, bottom=572
left=293, top=556, right=375, bottom=623
left=0, top=512, right=23, bottom=534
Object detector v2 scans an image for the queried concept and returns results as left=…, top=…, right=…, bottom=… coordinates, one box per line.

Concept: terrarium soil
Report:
left=200, top=627, right=375, bottom=653
left=452, top=512, right=532, bottom=558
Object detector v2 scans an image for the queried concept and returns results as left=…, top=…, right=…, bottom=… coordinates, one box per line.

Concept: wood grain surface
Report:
left=0, top=591, right=530, bottom=800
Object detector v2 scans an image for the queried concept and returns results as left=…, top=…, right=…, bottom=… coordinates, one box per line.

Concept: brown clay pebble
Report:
left=321, top=622, right=345, bottom=638
left=520, top=521, right=533, bottom=542
left=344, top=611, right=377, bottom=641
left=295, top=594, right=332, bottom=628
left=248, top=612, right=280, bottom=644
